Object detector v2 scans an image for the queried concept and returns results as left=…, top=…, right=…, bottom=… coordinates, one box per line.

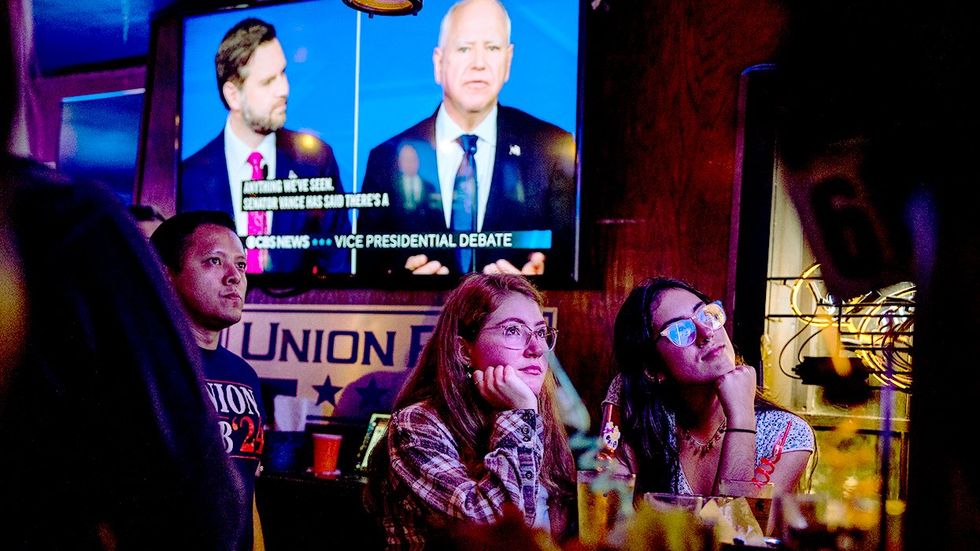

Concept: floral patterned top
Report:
left=603, top=373, right=815, bottom=494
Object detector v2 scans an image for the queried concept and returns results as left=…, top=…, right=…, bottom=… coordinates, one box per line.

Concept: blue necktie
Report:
left=451, top=134, right=478, bottom=272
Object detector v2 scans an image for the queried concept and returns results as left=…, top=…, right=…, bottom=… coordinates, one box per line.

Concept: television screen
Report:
left=174, top=0, right=582, bottom=287
left=59, top=89, right=145, bottom=204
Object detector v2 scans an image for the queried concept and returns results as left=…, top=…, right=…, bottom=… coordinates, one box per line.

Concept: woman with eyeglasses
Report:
left=598, top=277, right=814, bottom=499
left=365, top=273, right=575, bottom=549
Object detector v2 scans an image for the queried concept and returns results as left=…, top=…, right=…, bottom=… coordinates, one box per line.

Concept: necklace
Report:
left=679, top=418, right=727, bottom=458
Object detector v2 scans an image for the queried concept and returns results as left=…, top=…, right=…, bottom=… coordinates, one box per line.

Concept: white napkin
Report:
left=273, top=396, right=314, bottom=431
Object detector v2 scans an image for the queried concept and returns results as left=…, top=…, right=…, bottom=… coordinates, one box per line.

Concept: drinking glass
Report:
left=577, top=470, right=636, bottom=546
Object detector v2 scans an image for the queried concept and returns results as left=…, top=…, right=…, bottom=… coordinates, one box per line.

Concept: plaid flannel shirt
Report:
left=380, top=401, right=544, bottom=550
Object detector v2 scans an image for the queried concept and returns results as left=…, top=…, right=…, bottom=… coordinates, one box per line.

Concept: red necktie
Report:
left=246, top=151, right=268, bottom=273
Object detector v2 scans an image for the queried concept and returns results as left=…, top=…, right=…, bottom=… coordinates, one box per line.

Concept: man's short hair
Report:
left=215, top=18, right=278, bottom=110
left=437, top=0, right=511, bottom=48
left=128, top=204, right=167, bottom=223
left=151, top=210, right=238, bottom=272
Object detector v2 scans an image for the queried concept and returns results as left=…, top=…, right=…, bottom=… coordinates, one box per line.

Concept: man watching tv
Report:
left=152, top=210, right=266, bottom=550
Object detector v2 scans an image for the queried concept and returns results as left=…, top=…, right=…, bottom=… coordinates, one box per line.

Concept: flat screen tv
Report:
left=60, top=89, right=145, bottom=204
left=139, top=0, right=584, bottom=288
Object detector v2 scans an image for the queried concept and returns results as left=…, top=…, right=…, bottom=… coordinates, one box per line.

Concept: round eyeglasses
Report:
left=484, top=322, right=559, bottom=351
left=656, top=300, right=726, bottom=348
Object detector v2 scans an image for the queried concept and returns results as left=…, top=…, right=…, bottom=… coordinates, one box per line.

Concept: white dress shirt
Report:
left=435, top=103, right=498, bottom=232
left=223, top=117, right=276, bottom=234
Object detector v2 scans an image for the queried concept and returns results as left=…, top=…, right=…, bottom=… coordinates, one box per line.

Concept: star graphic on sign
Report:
left=355, top=377, right=389, bottom=412
left=312, top=375, right=343, bottom=407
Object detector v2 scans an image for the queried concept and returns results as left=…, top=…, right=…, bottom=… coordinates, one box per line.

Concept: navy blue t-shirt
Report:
left=200, top=346, right=266, bottom=547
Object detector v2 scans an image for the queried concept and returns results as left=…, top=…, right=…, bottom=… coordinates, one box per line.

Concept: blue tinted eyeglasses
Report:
left=484, top=322, right=559, bottom=351
left=656, top=301, right=726, bottom=348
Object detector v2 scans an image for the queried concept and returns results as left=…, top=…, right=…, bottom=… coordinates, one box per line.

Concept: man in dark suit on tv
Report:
left=181, top=17, right=351, bottom=275
left=358, top=0, right=576, bottom=279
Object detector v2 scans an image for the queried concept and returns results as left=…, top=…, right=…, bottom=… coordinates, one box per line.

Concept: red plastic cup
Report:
left=312, top=433, right=342, bottom=477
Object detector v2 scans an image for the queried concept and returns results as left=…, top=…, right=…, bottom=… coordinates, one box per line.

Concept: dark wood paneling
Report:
left=248, top=0, right=788, bottom=430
